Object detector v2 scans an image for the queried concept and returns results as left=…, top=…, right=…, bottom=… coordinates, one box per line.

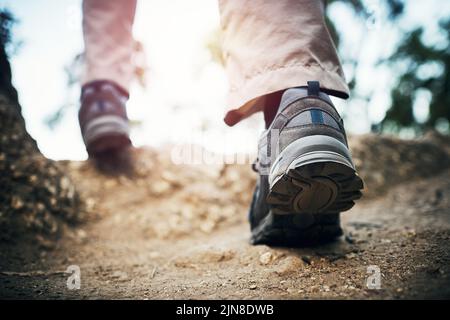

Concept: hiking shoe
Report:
left=249, top=81, right=363, bottom=246
left=79, top=80, right=131, bottom=156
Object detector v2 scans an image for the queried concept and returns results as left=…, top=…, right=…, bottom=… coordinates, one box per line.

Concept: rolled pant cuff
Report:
left=224, top=63, right=350, bottom=126
left=81, top=68, right=132, bottom=95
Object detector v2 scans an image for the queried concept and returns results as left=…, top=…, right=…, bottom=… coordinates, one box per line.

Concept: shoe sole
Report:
left=267, top=135, right=363, bottom=215
left=251, top=135, right=363, bottom=246
left=83, top=115, right=131, bottom=155
left=250, top=211, right=343, bottom=246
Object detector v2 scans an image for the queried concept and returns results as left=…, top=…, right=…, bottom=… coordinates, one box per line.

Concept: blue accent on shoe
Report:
left=310, top=109, right=324, bottom=124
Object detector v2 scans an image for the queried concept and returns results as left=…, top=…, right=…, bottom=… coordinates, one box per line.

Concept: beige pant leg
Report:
left=219, top=0, right=349, bottom=126
left=81, top=0, right=137, bottom=91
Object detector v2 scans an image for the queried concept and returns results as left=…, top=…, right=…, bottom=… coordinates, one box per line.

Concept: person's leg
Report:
left=82, top=0, right=137, bottom=91
left=219, top=0, right=348, bottom=127
left=218, top=0, right=363, bottom=246
left=79, top=0, right=137, bottom=156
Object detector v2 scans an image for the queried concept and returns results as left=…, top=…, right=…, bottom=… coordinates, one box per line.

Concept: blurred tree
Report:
left=0, top=9, right=18, bottom=101
left=381, top=20, right=450, bottom=132
left=326, top=0, right=450, bottom=134
left=325, top=0, right=404, bottom=90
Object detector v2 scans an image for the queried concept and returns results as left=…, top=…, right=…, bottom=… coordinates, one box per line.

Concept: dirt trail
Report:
left=1, top=136, right=450, bottom=299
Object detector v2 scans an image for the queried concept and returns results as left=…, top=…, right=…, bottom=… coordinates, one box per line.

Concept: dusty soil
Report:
left=1, top=135, right=450, bottom=299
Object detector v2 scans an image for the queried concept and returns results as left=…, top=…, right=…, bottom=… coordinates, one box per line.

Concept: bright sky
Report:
left=1, top=0, right=449, bottom=160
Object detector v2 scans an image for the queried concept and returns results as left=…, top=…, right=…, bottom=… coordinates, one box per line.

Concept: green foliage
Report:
left=0, top=9, right=19, bottom=101
left=0, top=9, right=14, bottom=48
left=327, top=0, right=449, bottom=134
left=381, top=20, right=450, bottom=132
left=0, top=8, right=21, bottom=57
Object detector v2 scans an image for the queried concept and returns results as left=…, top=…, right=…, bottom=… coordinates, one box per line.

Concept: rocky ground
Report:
left=1, top=133, right=450, bottom=299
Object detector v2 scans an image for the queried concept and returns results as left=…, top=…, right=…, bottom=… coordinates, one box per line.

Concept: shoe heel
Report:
left=83, top=115, right=131, bottom=154
left=267, top=135, right=363, bottom=214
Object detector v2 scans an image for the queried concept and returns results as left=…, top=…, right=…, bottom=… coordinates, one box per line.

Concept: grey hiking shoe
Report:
left=79, top=80, right=131, bottom=156
left=249, top=81, right=363, bottom=246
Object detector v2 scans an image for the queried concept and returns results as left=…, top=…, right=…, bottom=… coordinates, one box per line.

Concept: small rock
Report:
left=76, top=229, right=87, bottom=239
left=403, top=228, right=416, bottom=237
left=60, top=176, right=71, bottom=190
left=11, top=196, right=24, bottom=209
left=111, top=271, right=128, bottom=281
left=275, top=256, right=304, bottom=276
left=149, top=251, right=160, bottom=259
left=259, top=252, right=273, bottom=265
left=200, top=220, right=216, bottom=233
left=286, top=288, right=297, bottom=294
left=104, top=179, right=118, bottom=188
left=345, top=234, right=355, bottom=244
left=150, top=180, right=171, bottom=195
left=345, top=252, right=358, bottom=259
left=35, top=235, right=55, bottom=250
left=301, top=255, right=312, bottom=265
